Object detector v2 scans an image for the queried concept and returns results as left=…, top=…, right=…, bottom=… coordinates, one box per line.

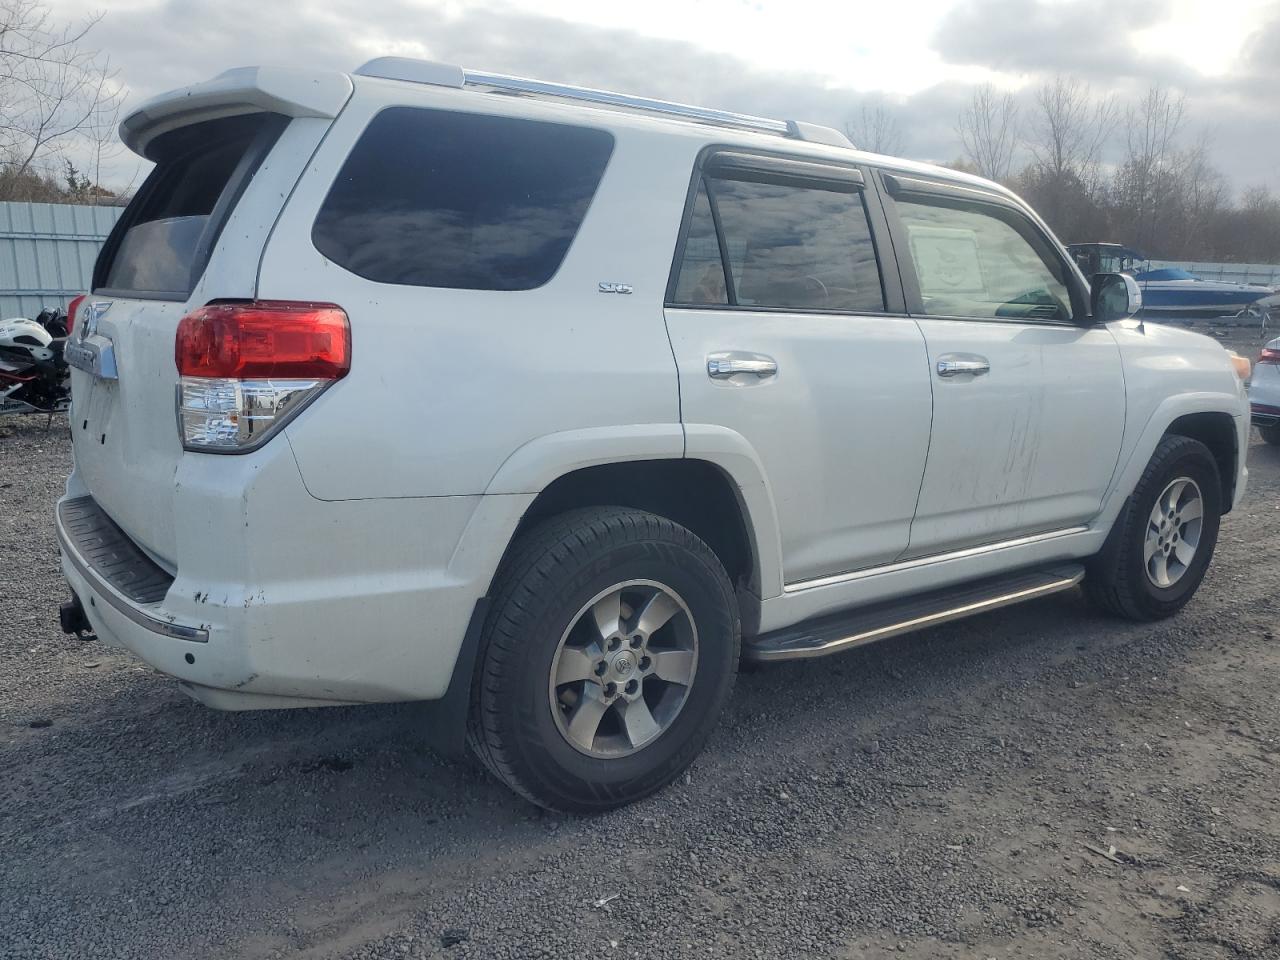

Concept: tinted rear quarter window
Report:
left=313, top=107, right=614, bottom=291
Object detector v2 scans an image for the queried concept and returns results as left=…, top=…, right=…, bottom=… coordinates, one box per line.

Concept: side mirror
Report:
left=1091, top=272, right=1142, bottom=323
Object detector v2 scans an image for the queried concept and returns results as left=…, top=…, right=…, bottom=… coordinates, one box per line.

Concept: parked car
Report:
left=1250, top=337, right=1280, bottom=444
left=55, top=60, right=1251, bottom=811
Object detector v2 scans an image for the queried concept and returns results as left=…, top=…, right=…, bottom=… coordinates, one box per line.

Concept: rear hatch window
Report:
left=94, top=113, right=286, bottom=299
left=311, top=107, right=614, bottom=291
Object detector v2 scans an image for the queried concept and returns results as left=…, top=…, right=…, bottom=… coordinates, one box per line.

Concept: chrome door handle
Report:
left=936, top=355, right=990, bottom=378
left=707, top=353, right=778, bottom=380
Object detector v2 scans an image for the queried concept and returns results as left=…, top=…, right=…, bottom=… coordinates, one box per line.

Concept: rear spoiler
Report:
left=120, top=66, right=353, bottom=159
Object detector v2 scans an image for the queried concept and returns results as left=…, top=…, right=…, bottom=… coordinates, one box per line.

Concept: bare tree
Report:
left=0, top=0, right=122, bottom=200
left=1013, top=76, right=1117, bottom=242
left=78, top=65, right=124, bottom=205
left=844, top=103, right=905, bottom=156
left=1113, top=85, right=1187, bottom=250
left=1164, top=131, right=1228, bottom=257
left=1025, top=76, right=1116, bottom=188
left=955, top=84, right=1019, bottom=181
left=1228, top=185, right=1280, bottom=264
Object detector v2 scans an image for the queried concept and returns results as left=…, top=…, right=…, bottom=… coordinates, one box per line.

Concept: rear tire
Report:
left=467, top=507, right=740, bottom=812
left=1085, top=435, right=1222, bottom=621
left=1261, top=424, right=1280, bottom=446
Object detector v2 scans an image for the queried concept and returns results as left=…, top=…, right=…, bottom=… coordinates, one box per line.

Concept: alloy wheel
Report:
left=1144, top=476, right=1204, bottom=588
left=548, top=580, right=698, bottom=758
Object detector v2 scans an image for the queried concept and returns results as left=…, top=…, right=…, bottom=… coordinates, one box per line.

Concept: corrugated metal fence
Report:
left=0, top=201, right=122, bottom=319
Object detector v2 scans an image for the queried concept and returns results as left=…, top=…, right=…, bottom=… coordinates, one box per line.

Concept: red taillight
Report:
left=67, top=294, right=86, bottom=334
left=175, top=301, right=350, bottom=380
left=1258, top=346, right=1280, bottom=365
left=175, top=301, right=351, bottom=452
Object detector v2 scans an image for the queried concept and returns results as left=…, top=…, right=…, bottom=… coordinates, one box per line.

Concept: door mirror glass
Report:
left=1091, top=272, right=1142, bottom=322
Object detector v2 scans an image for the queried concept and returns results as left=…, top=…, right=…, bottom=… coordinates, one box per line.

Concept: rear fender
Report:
left=483, top=424, right=684, bottom=495
left=682, top=424, right=784, bottom=600
left=426, top=423, right=783, bottom=753
left=483, top=422, right=782, bottom=599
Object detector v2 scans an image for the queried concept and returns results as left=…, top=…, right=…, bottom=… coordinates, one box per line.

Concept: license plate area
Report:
left=64, top=333, right=118, bottom=380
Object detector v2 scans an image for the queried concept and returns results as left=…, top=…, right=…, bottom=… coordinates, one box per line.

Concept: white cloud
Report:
left=55, top=0, right=1280, bottom=192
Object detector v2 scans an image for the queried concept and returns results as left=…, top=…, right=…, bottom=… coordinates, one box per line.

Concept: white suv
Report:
left=56, top=59, right=1250, bottom=811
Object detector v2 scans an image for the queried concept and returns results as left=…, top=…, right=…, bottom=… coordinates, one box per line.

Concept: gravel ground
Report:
left=2, top=404, right=1279, bottom=960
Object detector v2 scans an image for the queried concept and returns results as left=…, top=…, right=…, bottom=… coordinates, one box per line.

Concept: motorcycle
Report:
left=34, top=305, right=70, bottom=338
left=0, top=307, right=72, bottom=417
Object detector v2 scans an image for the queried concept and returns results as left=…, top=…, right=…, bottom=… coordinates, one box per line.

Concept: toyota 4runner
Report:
left=55, top=58, right=1251, bottom=811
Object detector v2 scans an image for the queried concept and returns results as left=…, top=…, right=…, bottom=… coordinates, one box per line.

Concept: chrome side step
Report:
left=744, top=564, right=1084, bottom=662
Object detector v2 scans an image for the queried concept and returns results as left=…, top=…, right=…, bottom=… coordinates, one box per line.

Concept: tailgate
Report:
left=70, top=298, right=191, bottom=562
left=70, top=72, right=352, bottom=563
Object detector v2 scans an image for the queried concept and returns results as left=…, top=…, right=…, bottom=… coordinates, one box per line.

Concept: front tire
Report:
left=1261, top=424, right=1280, bottom=446
left=467, top=507, right=740, bottom=812
left=1085, top=435, right=1222, bottom=621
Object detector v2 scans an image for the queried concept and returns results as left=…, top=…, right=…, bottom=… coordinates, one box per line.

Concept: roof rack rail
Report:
left=353, top=57, right=853, bottom=148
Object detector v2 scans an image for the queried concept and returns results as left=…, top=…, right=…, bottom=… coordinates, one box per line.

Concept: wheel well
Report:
left=517, top=459, right=759, bottom=620
left=1165, top=412, right=1237, bottom=512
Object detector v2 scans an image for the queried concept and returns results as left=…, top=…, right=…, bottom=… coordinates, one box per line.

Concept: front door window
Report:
left=896, top=197, right=1074, bottom=323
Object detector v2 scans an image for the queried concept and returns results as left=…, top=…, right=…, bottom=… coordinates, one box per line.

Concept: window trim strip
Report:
left=705, top=151, right=865, bottom=191
left=881, top=171, right=1010, bottom=208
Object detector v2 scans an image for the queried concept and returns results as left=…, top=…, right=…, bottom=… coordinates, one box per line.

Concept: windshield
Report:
left=1099, top=252, right=1143, bottom=274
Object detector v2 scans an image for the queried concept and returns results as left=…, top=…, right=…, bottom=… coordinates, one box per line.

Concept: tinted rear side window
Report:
left=313, top=108, right=614, bottom=291
left=671, top=172, right=884, bottom=313
left=96, top=113, right=284, bottom=297
left=671, top=185, right=728, bottom=305
left=712, top=178, right=883, bottom=313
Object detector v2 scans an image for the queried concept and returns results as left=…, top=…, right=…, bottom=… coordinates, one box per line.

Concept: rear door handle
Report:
left=707, top=352, right=778, bottom=380
left=936, top=354, right=990, bottom=378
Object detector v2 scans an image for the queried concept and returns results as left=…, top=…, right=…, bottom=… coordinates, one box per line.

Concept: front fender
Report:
left=1097, top=391, right=1246, bottom=526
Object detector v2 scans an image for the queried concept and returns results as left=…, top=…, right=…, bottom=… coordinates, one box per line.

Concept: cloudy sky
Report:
left=62, top=0, right=1280, bottom=192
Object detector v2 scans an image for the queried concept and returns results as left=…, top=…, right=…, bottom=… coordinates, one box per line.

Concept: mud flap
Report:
left=422, top=597, right=489, bottom=757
